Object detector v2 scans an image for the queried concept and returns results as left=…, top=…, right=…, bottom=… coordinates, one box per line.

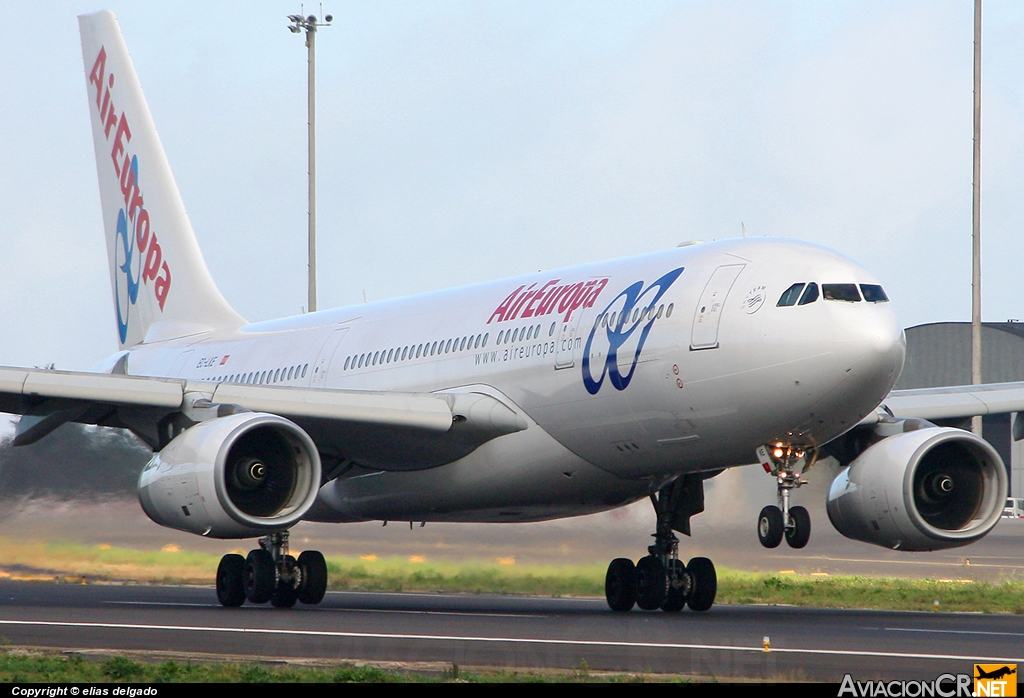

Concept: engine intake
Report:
left=826, top=426, right=1006, bottom=551
left=138, top=412, right=321, bottom=538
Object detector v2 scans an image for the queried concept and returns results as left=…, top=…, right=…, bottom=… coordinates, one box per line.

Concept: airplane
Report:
left=0, top=10, right=1014, bottom=613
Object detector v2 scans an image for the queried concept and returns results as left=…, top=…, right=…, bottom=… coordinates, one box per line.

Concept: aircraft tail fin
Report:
left=79, top=11, right=245, bottom=349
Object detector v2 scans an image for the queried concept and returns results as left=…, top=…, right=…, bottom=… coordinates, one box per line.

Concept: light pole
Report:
left=288, top=10, right=332, bottom=313
left=971, top=0, right=982, bottom=435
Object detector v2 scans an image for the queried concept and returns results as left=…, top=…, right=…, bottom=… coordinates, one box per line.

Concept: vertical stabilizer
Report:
left=79, top=11, right=245, bottom=349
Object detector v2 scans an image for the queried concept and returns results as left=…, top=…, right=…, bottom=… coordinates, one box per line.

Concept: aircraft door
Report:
left=309, top=328, right=349, bottom=387
left=690, top=264, right=745, bottom=350
left=554, top=311, right=584, bottom=369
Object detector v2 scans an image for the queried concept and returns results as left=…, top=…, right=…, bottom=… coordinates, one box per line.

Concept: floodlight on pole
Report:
left=288, top=7, right=332, bottom=313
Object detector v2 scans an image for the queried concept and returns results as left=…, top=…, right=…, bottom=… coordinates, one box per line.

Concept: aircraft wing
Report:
left=0, top=366, right=526, bottom=471
left=871, top=381, right=1024, bottom=423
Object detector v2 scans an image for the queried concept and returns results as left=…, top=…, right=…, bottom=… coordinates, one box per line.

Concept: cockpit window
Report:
left=797, top=282, right=819, bottom=305
left=860, top=284, right=889, bottom=302
left=822, top=284, right=861, bottom=302
left=777, top=283, right=805, bottom=307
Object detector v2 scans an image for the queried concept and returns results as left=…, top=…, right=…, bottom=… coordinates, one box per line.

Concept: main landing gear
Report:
left=604, top=475, right=718, bottom=613
left=756, top=442, right=815, bottom=549
left=216, top=531, right=328, bottom=608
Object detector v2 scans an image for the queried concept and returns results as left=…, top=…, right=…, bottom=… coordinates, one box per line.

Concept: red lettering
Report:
left=100, top=88, right=111, bottom=126
left=506, top=283, right=537, bottom=321
left=104, top=103, right=119, bottom=140
left=143, top=234, right=162, bottom=283
left=487, top=285, right=524, bottom=324
left=128, top=186, right=144, bottom=223
left=134, top=209, right=151, bottom=252
left=521, top=280, right=557, bottom=318
left=110, top=114, right=131, bottom=172
left=535, top=284, right=564, bottom=316
left=88, top=48, right=107, bottom=111
left=154, top=262, right=171, bottom=310
left=119, top=154, right=136, bottom=206
left=583, top=278, right=609, bottom=309
left=557, top=282, right=585, bottom=321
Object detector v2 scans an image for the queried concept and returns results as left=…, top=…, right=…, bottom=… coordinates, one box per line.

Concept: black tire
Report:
left=635, top=555, right=667, bottom=611
left=661, top=559, right=689, bottom=613
left=604, top=558, right=636, bottom=612
left=686, top=557, right=717, bottom=612
left=297, top=550, right=328, bottom=605
left=216, top=554, right=246, bottom=608
left=786, top=505, right=811, bottom=549
left=243, top=549, right=275, bottom=604
left=758, top=505, right=784, bottom=548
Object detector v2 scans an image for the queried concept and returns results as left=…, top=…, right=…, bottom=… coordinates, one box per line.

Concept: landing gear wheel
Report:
left=243, top=549, right=275, bottom=604
left=271, top=555, right=298, bottom=608
left=785, top=505, right=811, bottom=549
left=686, top=557, right=717, bottom=612
left=635, top=555, right=667, bottom=611
left=297, top=550, right=328, bottom=605
left=216, top=554, right=245, bottom=607
left=758, top=505, right=784, bottom=548
left=605, top=558, right=636, bottom=612
left=661, top=559, right=690, bottom=613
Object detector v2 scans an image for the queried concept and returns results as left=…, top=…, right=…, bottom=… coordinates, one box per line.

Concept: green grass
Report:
left=2, top=538, right=1024, bottom=614
left=0, top=652, right=675, bottom=683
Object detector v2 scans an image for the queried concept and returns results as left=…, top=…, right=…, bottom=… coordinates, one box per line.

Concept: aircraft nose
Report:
left=834, top=305, right=906, bottom=403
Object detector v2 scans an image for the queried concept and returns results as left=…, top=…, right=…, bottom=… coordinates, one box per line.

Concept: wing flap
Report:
left=211, top=383, right=453, bottom=432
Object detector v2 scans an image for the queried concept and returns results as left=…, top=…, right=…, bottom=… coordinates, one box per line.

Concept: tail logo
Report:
left=89, top=46, right=172, bottom=343
left=582, top=267, right=683, bottom=394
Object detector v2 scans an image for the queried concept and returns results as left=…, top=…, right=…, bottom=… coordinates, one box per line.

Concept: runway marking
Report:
left=1, top=619, right=1022, bottom=664
left=106, top=602, right=540, bottom=618
left=106, top=600, right=542, bottom=617
left=107, top=602, right=217, bottom=608
left=884, top=627, right=1024, bottom=638
left=323, top=608, right=543, bottom=619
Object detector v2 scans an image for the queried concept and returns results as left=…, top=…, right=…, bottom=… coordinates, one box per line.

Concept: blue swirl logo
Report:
left=113, top=156, right=141, bottom=344
left=581, top=267, right=684, bottom=394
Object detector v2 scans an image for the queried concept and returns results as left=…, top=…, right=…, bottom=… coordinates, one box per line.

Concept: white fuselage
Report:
left=117, top=238, right=905, bottom=523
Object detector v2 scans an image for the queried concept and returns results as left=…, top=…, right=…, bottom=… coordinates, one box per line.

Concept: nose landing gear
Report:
left=216, top=530, right=328, bottom=608
left=756, top=443, right=815, bottom=549
left=604, top=474, right=718, bottom=613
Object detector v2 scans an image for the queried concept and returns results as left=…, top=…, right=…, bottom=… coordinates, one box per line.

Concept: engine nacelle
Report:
left=138, top=412, right=321, bottom=538
left=826, top=426, right=1006, bottom=551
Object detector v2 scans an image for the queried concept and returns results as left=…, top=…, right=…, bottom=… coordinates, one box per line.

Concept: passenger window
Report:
left=431, top=342, right=437, bottom=356
left=302, top=364, right=308, bottom=377
left=344, top=357, right=350, bottom=370
left=798, top=283, right=819, bottom=305
left=777, top=283, right=805, bottom=307
left=274, top=369, right=280, bottom=382
left=822, top=284, right=861, bottom=302
left=483, top=333, right=489, bottom=346
left=860, top=284, right=889, bottom=302
left=549, top=322, right=556, bottom=336
left=666, top=304, right=674, bottom=317
left=446, top=339, right=453, bottom=353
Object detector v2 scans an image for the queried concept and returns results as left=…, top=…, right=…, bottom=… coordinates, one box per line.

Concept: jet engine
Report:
left=826, top=425, right=1006, bottom=551
left=138, top=412, right=321, bottom=538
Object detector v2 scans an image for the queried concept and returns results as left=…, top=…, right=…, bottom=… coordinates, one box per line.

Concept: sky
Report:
left=3, top=1, right=1024, bottom=374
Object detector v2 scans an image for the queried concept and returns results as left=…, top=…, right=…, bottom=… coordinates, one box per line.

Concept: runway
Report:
left=0, top=580, right=1021, bottom=681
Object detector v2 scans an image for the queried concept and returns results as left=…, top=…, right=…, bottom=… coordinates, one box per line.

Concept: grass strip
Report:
left=0, top=651, right=665, bottom=683
left=1, top=538, right=1022, bottom=613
